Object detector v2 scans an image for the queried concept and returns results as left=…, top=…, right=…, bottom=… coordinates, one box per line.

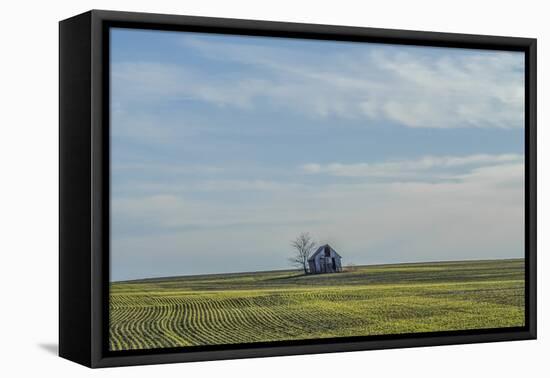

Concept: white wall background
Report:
left=0, top=0, right=546, bottom=376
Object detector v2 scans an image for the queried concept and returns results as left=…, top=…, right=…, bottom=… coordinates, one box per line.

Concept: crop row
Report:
left=109, top=281, right=524, bottom=351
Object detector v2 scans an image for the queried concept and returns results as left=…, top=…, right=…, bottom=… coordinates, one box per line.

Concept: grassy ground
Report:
left=109, top=259, right=525, bottom=351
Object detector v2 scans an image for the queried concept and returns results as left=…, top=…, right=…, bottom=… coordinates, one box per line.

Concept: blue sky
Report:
left=110, top=28, right=525, bottom=281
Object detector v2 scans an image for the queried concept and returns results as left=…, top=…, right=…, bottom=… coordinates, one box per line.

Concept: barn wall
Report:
left=335, top=256, right=342, bottom=272
left=312, top=256, right=321, bottom=273
left=308, top=246, right=342, bottom=273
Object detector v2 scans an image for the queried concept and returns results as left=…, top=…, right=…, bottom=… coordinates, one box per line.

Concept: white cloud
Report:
left=111, top=36, right=524, bottom=129
left=301, top=153, right=524, bottom=179
left=111, top=153, right=525, bottom=279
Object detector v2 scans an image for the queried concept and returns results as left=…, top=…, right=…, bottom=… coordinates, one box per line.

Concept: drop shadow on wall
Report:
left=38, top=343, right=58, bottom=355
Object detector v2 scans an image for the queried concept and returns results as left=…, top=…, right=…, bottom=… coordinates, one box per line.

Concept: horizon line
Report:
left=110, top=256, right=525, bottom=284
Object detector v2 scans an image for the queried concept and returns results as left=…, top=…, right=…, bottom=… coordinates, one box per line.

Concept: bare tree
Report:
left=289, top=232, right=316, bottom=274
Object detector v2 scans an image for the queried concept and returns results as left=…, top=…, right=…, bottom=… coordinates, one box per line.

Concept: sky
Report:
left=110, top=28, right=525, bottom=282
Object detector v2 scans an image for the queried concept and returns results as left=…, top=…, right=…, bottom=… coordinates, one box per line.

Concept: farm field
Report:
left=109, top=259, right=525, bottom=351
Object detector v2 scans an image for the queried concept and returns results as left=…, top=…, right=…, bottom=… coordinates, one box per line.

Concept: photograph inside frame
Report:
left=108, top=27, right=526, bottom=352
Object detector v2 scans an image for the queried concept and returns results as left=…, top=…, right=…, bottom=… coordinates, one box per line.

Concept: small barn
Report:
left=308, top=244, right=342, bottom=274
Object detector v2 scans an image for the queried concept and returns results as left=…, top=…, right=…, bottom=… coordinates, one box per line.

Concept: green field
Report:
left=109, top=259, right=525, bottom=351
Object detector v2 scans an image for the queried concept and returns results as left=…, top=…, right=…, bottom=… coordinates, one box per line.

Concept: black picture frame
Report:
left=59, top=9, right=537, bottom=368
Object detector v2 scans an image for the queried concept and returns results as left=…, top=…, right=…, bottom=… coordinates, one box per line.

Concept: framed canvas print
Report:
left=59, top=10, right=537, bottom=368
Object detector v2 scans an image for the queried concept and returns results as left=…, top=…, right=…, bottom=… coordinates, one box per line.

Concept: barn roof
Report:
left=307, top=244, right=342, bottom=261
